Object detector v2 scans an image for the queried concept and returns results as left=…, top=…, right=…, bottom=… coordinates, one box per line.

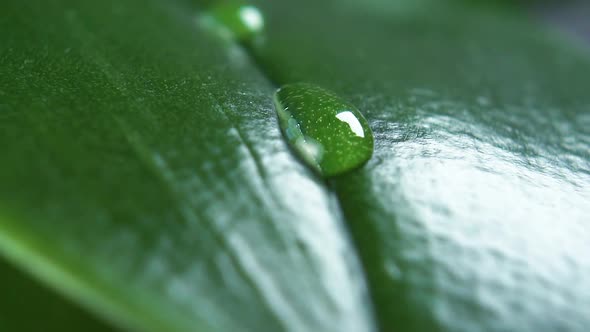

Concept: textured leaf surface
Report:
left=0, top=1, right=373, bottom=331
left=249, top=1, right=590, bottom=331
left=2, top=0, right=590, bottom=331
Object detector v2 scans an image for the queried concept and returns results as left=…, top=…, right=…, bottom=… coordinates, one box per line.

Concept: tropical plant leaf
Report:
left=248, top=1, right=590, bottom=331
left=0, top=0, right=373, bottom=331
left=2, top=0, right=589, bottom=331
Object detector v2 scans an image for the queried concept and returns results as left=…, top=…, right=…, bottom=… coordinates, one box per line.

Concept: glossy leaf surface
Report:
left=249, top=0, right=590, bottom=331
left=0, top=0, right=373, bottom=331
left=1, top=0, right=589, bottom=331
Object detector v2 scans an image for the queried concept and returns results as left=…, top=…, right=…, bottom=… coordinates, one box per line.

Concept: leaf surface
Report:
left=0, top=1, right=374, bottom=331
left=249, top=1, right=590, bottom=331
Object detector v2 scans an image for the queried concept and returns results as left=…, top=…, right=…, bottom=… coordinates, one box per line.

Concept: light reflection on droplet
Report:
left=336, top=111, right=366, bottom=137
left=239, top=6, right=264, bottom=33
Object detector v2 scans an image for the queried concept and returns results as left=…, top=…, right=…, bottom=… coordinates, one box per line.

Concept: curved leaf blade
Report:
left=250, top=1, right=590, bottom=331
left=0, top=0, right=375, bottom=331
left=0, top=258, right=112, bottom=331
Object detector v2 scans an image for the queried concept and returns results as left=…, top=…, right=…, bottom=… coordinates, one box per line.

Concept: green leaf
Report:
left=0, top=0, right=373, bottom=331
left=2, top=0, right=589, bottom=331
left=248, top=0, right=590, bottom=331
left=0, top=258, right=111, bottom=331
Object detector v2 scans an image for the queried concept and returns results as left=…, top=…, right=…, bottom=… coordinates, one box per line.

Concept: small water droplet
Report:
left=199, top=2, right=264, bottom=42
left=274, top=83, right=374, bottom=177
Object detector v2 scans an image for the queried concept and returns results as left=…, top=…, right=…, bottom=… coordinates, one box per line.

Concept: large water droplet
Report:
left=200, top=2, right=264, bottom=42
left=274, top=83, right=374, bottom=177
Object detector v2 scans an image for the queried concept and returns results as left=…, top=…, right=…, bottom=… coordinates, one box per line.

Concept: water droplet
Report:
left=200, top=2, right=264, bottom=42
left=274, top=83, right=374, bottom=177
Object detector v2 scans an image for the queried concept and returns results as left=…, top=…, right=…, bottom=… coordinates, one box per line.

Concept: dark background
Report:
left=533, top=1, right=590, bottom=45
